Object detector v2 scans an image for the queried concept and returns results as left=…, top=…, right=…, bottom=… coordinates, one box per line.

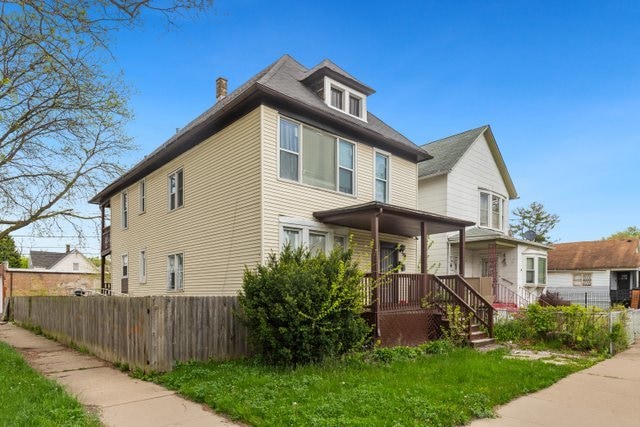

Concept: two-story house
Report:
left=90, top=55, right=493, bottom=345
left=418, top=125, right=550, bottom=308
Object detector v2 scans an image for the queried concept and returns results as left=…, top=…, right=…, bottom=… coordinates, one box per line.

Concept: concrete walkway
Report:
left=0, top=322, right=238, bottom=427
left=471, top=342, right=640, bottom=426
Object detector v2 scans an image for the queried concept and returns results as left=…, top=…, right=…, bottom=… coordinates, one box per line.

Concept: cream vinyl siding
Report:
left=417, top=174, right=447, bottom=215
left=260, top=106, right=418, bottom=272
left=109, top=108, right=262, bottom=295
left=446, top=133, right=509, bottom=226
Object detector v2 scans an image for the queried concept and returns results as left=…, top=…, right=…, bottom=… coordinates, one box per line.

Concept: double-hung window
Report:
left=330, top=86, right=344, bottom=110
left=375, top=152, right=389, bottom=203
left=349, top=95, right=362, bottom=117
left=167, top=253, right=184, bottom=291
left=122, top=254, right=129, bottom=278
left=526, top=256, right=547, bottom=285
left=168, top=169, right=184, bottom=210
left=480, top=191, right=505, bottom=230
left=139, top=250, right=147, bottom=283
left=121, top=191, right=128, bottom=229
left=139, top=180, right=146, bottom=213
left=280, top=219, right=346, bottom=254
left=279, top=118, right=355, bottom=196
left=283, top=227, right=302, bottom=249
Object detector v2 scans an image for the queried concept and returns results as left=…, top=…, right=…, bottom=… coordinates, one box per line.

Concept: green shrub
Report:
left=238, top=245, right=370, bottom=365
left=495, top=304, right=629, bottom=354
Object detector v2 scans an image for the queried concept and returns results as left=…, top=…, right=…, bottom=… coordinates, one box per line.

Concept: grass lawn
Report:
left=152, top=347, right=594, bottom=426
left=0, top=341, right=100, bottom=427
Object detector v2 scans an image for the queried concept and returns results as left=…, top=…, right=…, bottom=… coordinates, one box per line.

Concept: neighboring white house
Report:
left=29, top=246, right=98, bottom=274
left=418, top=125, right=550, bottom=307
left=547, top=239, right=640, bottom=307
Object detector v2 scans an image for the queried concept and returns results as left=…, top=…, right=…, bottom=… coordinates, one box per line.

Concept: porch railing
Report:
left=494, top=278, right=536, bottom=308
left=362, top=273, right=427, bottom=312
left=437, top=274, right=494, bottom=336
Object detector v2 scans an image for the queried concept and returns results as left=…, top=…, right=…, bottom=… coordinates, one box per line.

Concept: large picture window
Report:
left=279, top=118, right=355, bottom=195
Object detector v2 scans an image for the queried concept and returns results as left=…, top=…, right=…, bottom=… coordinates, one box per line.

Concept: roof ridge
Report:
left=422, top=124, right=488, bottom=148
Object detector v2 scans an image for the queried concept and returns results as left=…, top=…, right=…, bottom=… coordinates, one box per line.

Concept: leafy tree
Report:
left=510, top=202, right=559, bottom=244
left=0, top=0, right=211, bottom=240
left=606, top=226, right=640, bottom=240
left=0, top=235, right=21, bottom=267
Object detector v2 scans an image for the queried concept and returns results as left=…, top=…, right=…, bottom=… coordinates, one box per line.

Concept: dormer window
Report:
left=324, top=77, right=367, bottom=121
left=330, top=86, right=344, bottom=110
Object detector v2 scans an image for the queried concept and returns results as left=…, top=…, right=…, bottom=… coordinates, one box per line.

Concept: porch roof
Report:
left=448, top=227, right=552, bottom=249
left=313, top=202, right=474, bottom=237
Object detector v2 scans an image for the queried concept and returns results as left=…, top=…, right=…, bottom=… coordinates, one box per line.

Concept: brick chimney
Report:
left=66, top=244, right=71, bottom=253
left=216, top=77, right=227, bottom=102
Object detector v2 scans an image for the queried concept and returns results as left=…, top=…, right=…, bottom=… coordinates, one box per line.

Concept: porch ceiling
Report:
left=313, top=202, right=474, bottom=237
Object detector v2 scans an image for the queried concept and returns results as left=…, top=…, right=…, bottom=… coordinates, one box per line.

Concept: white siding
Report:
left=109, top=108, right=263, bottom=296
left=50, top=252, right=98, bottom=273
left=548, top=270, right=610, bottom=288
left=446, top=133, right=509, bottom=226
left=260, top=106, right=418, bottom=272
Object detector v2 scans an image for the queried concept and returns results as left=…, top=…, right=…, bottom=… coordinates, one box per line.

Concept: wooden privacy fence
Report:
left=10, top=296, right=250, bottom=372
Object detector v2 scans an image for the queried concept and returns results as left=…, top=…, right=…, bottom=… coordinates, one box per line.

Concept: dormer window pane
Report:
left=349, top=95, right=361, bottom=117
left=330, top=87, right=344, bottom=110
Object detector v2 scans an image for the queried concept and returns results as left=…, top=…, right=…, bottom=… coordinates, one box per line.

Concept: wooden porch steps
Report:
left=469, top=323, right=496, bottom=348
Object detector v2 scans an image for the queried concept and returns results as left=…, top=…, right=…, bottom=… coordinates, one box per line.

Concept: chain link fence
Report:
left=544, top=287, right=611, bottom=309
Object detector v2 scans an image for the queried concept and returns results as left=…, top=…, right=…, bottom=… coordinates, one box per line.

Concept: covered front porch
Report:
left=314, top=202, right=494, bottom=345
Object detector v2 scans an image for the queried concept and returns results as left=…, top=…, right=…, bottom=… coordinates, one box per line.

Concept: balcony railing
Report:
left=101, top=226, right=111, bottom=255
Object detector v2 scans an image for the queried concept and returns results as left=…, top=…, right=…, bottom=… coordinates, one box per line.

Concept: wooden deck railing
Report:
left=438, top=274, right=494, bottom=336
left=362, top=273, right=427, bottom=312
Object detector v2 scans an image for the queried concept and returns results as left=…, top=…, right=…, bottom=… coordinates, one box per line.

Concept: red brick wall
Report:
left=2, top=266, right=99, bottom=297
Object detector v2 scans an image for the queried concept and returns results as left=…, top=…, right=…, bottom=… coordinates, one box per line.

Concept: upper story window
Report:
left=375, top=151, right=389, bottom=203
left=479, top=191, right=505, bottom=230
left=139, top=179, right=146, bottom=213
left=121, top=191, right=128, bottom=229
left=168, top=169, right=184, bottom=211
left=279, top=117, right=355, bottom=196
left=324, top=77, right=367, bottom=120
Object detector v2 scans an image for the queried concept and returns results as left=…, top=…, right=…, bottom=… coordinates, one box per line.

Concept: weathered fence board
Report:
left=10, top=296, right=250, bottom=371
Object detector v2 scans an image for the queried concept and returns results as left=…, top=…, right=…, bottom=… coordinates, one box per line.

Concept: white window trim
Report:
left=167, top=252, right=184, bottom=292
left=121, top=191, right=128, bottom=229
left=168, top=168, right=184, bottom=211
left=478, top=189, right=506, bottom=231
left=277, top=115, right=358, bottom=198
left=278, top=217, right=348, bottom=253
left=524, top=255, right=547, bottom=285
left=139, top=249, right=147, bottom=284
left=323, top=77, right=367, bottom=121
left=139, top=179, right=146, bottom=214
left=122, top=253, right=129, bottom=279
left=373, top=149, right=391, bottom=203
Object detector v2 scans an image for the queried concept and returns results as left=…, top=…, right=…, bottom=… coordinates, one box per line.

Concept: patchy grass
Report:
left=151, top=347, right=594, bottom=426
left=0, top=341, right=100, bottom=427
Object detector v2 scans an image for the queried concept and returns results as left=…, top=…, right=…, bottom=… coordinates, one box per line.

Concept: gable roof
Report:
left=418, top=125, right=518, bottom=199
left=30, top=250, right=68, bottom=269
left=90, top=55, right=427, bottom=205
left=300, top=59, right=375, bottom=95
left=548, top=239, right=640, bottom=271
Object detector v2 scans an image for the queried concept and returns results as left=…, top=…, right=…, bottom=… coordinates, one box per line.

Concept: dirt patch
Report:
left=505, top=348, right=594, bottom=365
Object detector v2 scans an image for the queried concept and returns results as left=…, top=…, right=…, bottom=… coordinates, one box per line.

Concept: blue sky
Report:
left=16, top=0, right=640, bottom=256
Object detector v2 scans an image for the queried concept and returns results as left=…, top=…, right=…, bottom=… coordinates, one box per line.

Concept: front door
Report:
left=617, top=272, right=631, bottom=290
left=380, top=243, right=399, bottom=273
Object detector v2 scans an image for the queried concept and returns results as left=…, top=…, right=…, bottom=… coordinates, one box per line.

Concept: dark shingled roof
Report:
left=548, top=239, right=640, bottom=271
left=418, top=126, right=488, bottom=178
left=300, top=59, right=375, bottom=95
left=90, top=55, right=425, bottom=204
left=30, top=250, right=67, bottom=269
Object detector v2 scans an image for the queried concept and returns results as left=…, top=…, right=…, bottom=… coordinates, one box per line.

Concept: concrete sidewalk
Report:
left=471, top=343, right=640, bottom=426
left=0, top=322, right=238, bottom=427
